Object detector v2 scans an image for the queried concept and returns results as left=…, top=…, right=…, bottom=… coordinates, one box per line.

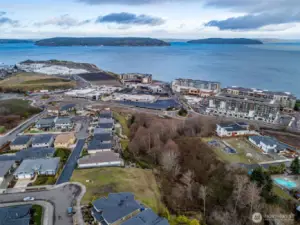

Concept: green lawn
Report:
left=273, top=186, right=293, bottom=200
left=120, top=139, right=129, bottom=150
left=54, top=148, right=71, bottom=164
left=113, top=112, right=130, bottom=137
left=71, top=167, right=163, bottom=212
left=31, top=205, right=43, bottom=225
left=202, top=137, right=255, bottom=164
left=32, top=176, right=56, bottom=186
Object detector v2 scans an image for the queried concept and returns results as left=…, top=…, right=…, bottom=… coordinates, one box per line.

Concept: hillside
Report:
left=188, top=38, right=263, bottom=45
left=0, top=73, right=76, bottom=92
left=0, top=39, right=33, bottom=44
left=35, top=37, right=170, bottom=47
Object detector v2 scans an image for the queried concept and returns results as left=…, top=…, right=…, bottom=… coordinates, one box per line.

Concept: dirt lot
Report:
left=262, top=129, right=300, bottom=148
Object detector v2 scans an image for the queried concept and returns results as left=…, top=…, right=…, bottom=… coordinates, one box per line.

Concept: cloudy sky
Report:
left=1, top=0, right=300, bottom=39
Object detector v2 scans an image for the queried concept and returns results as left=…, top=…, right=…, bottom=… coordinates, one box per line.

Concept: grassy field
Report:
left=31, top=205, right=43, bottom=225
left=202, top=137, right=256, bottom=164
left=113, top=112, right=130, bottom=137
left=0, top=73, right=76, bottom=91
left=273, top=186, right=294, bottom=200
left=71, top=167, right=163, bottom=212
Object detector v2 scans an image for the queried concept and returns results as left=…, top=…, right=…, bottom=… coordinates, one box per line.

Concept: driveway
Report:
left=56, top=139, right=85, bottom=184
left=0, top=183, right=82, bottom=225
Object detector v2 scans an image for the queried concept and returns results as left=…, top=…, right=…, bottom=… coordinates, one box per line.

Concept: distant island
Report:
left=35, top=37, right=170, bottom=47
left=0, top=39, right=33, bottom=44
left=187, top=38, right=263, bottom=45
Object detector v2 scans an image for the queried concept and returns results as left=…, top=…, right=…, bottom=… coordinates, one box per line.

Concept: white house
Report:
left=55, top=117, right=73, bottom=130
left=32, top=134, right=54, bottom=148
left=216, top=122, right=254, bottom=137
left=249, top=136, right=281, bottom=154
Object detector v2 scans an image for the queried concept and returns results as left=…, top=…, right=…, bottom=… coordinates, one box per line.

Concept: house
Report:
left=16, top=147, right=55, bottom=160
left=94, top=127, right=112, bottom=135
left=248, top=136, right=289, bottom=153
left=60, top=103, right=76, bottom=115
left=55, top=117, right=73, bottom=130
left=14, top=157, right=60, bottom=179
left=0, top=205, right=32, bottom=225
left=87, top=134, right=113, bottom=154
left=32, top=134, right=54, bottom=148
left=47, top=105, right=60, bottom=115
left=99, top=110, right=113, bottom=119
left=10, top=135, right=32, bottom=151
left=98, top=123, right=114, bottom=132
left=35, top=117, right=57, bottom=130
left=54, top=133, right=76, bottom=149
left=0, top=160, right=15, bottom=184
left=92, top=193, right=142, bottom=225
left=99, top=118, right=114, bottom=124
left=216, top=122, right=254, bottom=137
left=121, top=209, right=169, bottom=225
left=78, top=151, right=123, bottom=168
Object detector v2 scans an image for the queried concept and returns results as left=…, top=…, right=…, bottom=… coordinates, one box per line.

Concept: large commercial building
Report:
left=120, top=73, right=152, bottom=84
left=172, top=79, right=221, bottom=96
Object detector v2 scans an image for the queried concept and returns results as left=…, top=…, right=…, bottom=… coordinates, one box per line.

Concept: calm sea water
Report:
left=1, top=42, right=300, bottom=97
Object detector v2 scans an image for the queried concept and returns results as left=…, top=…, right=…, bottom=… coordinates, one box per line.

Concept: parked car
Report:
left=23, top=197, right=35, bottom=201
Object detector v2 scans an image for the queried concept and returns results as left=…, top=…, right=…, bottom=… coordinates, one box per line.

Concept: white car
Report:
left=23, top=197, right=35, bottom=201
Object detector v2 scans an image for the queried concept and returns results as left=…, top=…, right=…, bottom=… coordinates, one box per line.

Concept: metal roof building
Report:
left=16, top=147, right=55, bottom=160
left=0, top=204, right=32, bottom=225
left=92, top=193, right=141, bottom=225
left=121, top=209, right=169, bottom=225
left=14, top=157, right=60, bottom=179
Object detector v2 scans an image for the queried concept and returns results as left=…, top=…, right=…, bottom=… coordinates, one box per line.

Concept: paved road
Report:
left=0, top=111, right=45, bottom=147
left=56, top=139, right=85, bottom=184
left=0, top=184, right=81, bottom=225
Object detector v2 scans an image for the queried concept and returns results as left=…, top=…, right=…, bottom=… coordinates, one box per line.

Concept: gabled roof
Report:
left=0, top=160, right=15, bottom=177
left=94, top=133, right=113, bottom=142
left=94, top=128, right=112, bottom=134
left=16, top=147, right=55, bottom=160
left=14, top=157, right=60, bottom=175
left=121, top=209, right=169, bottom=225
left=36, top=117, right=56, bottom=126
left=99, top=111, right=112, bottom=119
left=99, top=118, right=114, bottom=124
left=218, top=123, right=247, bottom=132
left=55, top=133, right=76, bottom=144
left=98, top=123, right=114, bottom=129
left=11, top=135, right=32, bottom=146
left=87, top=141, right=112, bottom=151
left=78, top=151, right=121, bottom=165
left=92, top=193, right=141, bottom=224
left=0, top=205, right=32, bottom=225
left=55, top=117, right=72, bottom=124
left=32, top=134, right=54, bottom=145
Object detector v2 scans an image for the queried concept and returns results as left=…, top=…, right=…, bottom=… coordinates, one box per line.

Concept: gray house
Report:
left=121, top=209, right=169, bottom=225
left=55, top=117, right=73, bottom=130
left=10, top=135, right=32, bottom=151
left=32, top=134, right=54, bottom=148
left=35, top=117, right=57, bottom=130
left=92, top=193, right=141, bottom=225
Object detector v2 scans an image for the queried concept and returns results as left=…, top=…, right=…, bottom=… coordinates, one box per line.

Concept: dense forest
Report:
left=187, top=38, right=263, bottom=45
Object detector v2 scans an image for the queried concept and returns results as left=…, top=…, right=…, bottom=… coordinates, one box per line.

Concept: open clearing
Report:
left=0, top=73, right=76, bottom=91
left=71, top=167, right=163, bottom=212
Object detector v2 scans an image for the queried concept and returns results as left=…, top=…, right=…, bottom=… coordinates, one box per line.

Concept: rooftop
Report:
left=0, top=205, right=32, bottom=225
left=99, top=110, right=112, bottom=119
left=16, top=147, right=55, bottom=160
left=99, top=118, right=114, bottom=124
left=93, top=133, right=113, bottom=142
left=78, top=151, right=122, bottom=165
left=121, top=209, right=169, bottom=225
left=32, top=134, right=54, bottom=145
left=98, top=123, right=114, bottom=129
left=60, top=103, right=76, bottom=111
left=14, top=157, right=60, bottom=175
left=92, top=193, right=141, bottom=224
left=55, top=117, right=72, bottom=124
left=174, top=78, right=220, bottom=85
left=0, top=160, right=15, bottom=177
left=11, top=135, right=32, bottom=146
left=54, top=133, right=76, bottom=144
left=36, top=117, right=56, bottom=125
left=218, top=123, right=248, bottom=132
left=87, top=140, right=112, bottom=151
left=93, top=128, right=111, bottom=134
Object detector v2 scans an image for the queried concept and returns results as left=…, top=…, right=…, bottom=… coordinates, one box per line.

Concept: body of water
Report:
left=1, top=42, right=300, bottom=96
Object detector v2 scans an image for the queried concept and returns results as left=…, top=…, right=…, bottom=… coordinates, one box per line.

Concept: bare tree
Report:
left=247, top=183, right=261, bottom=220
left=160, top=150, right=179, bottom=172
left=181, top=170, right=194, bottom=200
left=199, top=185, right=208, bottom=219
left=234, top=175, right=249, bottom=212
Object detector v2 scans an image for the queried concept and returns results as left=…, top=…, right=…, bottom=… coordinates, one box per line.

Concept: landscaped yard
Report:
left=71, top=167, right=163, bottom=212
left=31, top=205, right=43, bottom=225
left=273, top=186, right=293, bottom=200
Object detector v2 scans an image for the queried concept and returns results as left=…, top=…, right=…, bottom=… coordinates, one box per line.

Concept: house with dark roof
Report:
left=99, top=110, right=113, bottom=119
left=55, top=117, right=73, bottom=130
left=60, top=104, right=76, bottom=115
left=121, top=209, right=169, bottom=225
left=92, top=193, right=142, bottom=225
left=16, top=147, right=55, bottom=160
left=248, top=136, right=291, bottom=154
left=10, top=135, right=32, bottom=151
left=87, top=134, right=113, bottom=154
left=0, top=205, right=32, bottom=225
left=32, top=134, right=54, bottom=148
left=0, top=160, right=15, bottom=184
left=35, top=117, right=57, bottom=130
left=78, top=151, right=123, bottom=168
left=216, top=122, right=256, bottom=137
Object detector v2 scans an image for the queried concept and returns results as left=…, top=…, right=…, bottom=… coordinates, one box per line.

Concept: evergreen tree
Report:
left=291, top=157, right=300, bottom=174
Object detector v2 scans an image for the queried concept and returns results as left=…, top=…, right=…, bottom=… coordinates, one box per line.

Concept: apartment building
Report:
left=120, top=73, right=152, bottom=84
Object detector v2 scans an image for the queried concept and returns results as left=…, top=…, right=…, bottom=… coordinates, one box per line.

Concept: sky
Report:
left=1, top=0, right=300, bottom=39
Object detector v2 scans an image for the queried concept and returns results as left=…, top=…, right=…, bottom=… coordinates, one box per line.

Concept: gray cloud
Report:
left=96, top=12, right=164, bottom=26
left=35, top=14, right=91, bottom=28
left=78, top=0, right=196, bottom=5
left=205, top=11, right=300, bottom=30
left=0, top=12, right=19, bottom=27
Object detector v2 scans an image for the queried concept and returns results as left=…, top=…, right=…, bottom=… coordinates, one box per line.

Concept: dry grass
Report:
left=0, top=73, right=76, bottom=91
left=71, top=167, right=163, bottom=212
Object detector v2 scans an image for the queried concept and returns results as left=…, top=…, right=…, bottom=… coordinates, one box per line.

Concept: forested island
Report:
left=187, top=38, right=263, bottom=44
left=35, top=37, right=170, bottom=47
left=0, top=39, right=33, bottom=44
